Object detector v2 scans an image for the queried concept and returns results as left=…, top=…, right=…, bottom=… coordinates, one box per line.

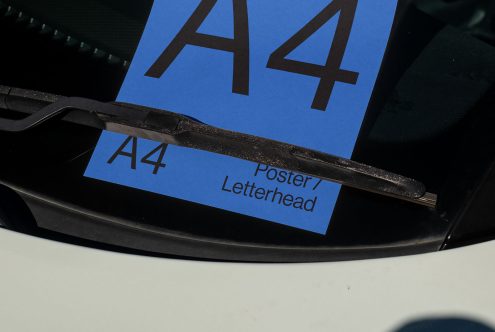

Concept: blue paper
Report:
left=85, top=0, right=398, bottom=234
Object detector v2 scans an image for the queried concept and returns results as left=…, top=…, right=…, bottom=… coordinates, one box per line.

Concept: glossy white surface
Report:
left=0, top=228, right=494, bottom=331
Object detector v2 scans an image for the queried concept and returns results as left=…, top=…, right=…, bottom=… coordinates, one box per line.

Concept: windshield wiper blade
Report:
left=0, top=85, right=437, bottom=208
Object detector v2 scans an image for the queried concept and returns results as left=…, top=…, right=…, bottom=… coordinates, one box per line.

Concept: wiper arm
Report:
left=0, top=85, right=437, bottom=208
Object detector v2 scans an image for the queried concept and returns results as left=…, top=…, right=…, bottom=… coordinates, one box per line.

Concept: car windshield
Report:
left=0, top=0, right=494, bottom=262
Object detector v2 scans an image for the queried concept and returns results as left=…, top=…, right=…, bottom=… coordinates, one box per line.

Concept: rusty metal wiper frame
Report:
left=0, top=85, right=437, bottom=208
